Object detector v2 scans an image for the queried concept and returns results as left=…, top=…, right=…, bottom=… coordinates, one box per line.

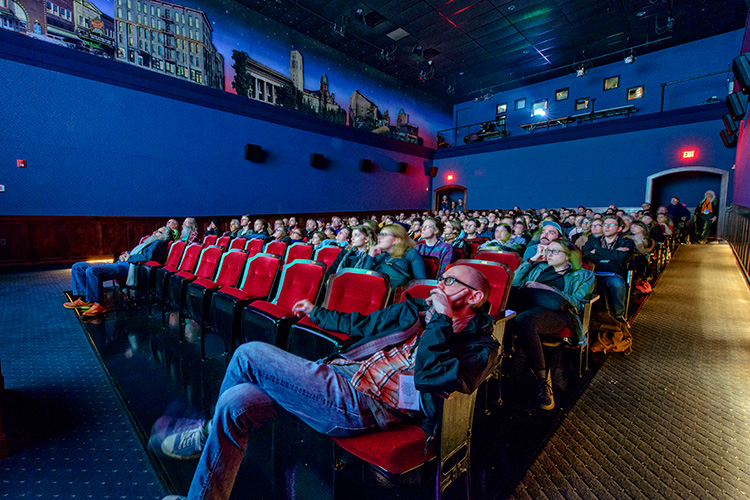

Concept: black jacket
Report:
left=309, top=296, right=499, bottom=438
left=583, top=235, right=635, bottom=275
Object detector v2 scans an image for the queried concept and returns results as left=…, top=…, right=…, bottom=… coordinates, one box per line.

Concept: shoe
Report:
left=63, top=298, right=93, bottom=310
left=82, top=303, right=108, bottom=317
left=161, top=423, right=207, bottom=460
left=536, top=370, right=555, bottom=411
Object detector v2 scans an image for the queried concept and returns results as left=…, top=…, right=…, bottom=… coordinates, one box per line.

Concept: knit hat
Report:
left=541, top=220, right=563, bottom=236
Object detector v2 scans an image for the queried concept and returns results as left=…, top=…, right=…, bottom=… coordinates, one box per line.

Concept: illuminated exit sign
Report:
left=682, top=150, right=696, bottom=159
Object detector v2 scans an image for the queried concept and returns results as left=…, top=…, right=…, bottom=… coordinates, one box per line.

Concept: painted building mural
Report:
left=2, top=0, right=450, bottom=147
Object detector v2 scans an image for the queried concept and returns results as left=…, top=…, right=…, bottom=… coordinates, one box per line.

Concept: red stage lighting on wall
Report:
left=446, top=173, right=454, bottom=181
left=681, top=150, right=696, bottom=159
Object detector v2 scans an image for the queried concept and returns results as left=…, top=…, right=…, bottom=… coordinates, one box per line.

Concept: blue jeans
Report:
left=71, top=261, right=129, bottom=302
left=597, top=274, right=627, bottom=320
left=187, top=342, right=388, bottom=500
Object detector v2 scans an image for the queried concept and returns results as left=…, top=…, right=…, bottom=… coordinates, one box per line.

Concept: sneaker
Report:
left=536, top=371, right=555, bottom=411
left=161, top=424, right=207, bottom=460
left=63, top=298, right=93, bottom=310
left=82, top=303, right=108, bottom=317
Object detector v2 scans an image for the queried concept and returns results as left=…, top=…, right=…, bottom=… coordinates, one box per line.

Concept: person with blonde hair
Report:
left=364, top=224, right=427, bottom=287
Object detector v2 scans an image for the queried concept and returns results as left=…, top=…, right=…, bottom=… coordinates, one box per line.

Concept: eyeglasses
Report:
left=603, top=223, right=618, bottom=227
left=546, top=249, right=566, bottom=256
left=437, top=275, right=478, bottom=291
left=378, top=233, right=395, bottom=239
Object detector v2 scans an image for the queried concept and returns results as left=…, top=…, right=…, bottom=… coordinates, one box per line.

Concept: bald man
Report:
left=157, top=265, right=499, bottom=500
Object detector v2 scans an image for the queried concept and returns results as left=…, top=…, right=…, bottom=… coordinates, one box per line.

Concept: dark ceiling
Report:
left=236, top=0, right=748, bottom=104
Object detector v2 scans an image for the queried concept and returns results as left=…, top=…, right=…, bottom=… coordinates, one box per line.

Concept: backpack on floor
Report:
left=589, top=310, right=632, bottom=354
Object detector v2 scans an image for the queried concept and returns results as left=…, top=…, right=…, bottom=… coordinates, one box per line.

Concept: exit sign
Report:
left=682, top=150, right=696, bottom=159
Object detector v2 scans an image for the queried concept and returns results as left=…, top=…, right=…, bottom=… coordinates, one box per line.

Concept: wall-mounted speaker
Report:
left=397, top=162, right=408, bottom=174
left=310, top=153, right=325, bottom=169
left=732, top=53, right=750, bottom=95
left=427, top=166, right=438, bottom=178
left=723, top=113, right=739, bottom=135
left=358, top=159, right=372, bottom=172
left=244, top=144, right=264, bottom=162
left=720, top=129, right=737, bottom=148
left=726, top=92, right=746, bottom=121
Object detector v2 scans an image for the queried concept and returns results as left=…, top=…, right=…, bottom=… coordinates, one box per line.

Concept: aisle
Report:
left=512, top=242, right=750, bottom=500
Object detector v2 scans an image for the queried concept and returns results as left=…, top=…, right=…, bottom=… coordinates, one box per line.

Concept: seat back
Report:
left=421, top=255, right=440, bottom=279
left=265, top=241, right=287, bottom=258
left=464, top=240, right=482, bottom=258
left=315, top=246, right=343, bottom=270
left=229, top=238, right=247, bottom=251
left=324, top=269, right=390, bottom=315
left=438, top=390, right=478, bottom=496
left=138, top=234, right=150, bottom=244
left=239, top=253, right=283, bottom=299
left=177, top=243, right=203, bottom=272
left=203, top=234, right=218, bottom=246
left=285, top=243, right=313, bottom=265
left=213, top=250, right=249, bottom=287
left=245, top=238, right=265, bottom=257
left=194, top=246, right=224, bottom=279
left=473, top=251, right=521, bottom=271
left=449, top=259, right=513, bottom=318
left=272, top=259, right=326, bottom=312
left=215, top=236, right=231, bottom=251
left=164, top=241, right=188, bottom=268
left=393, top=279, right=438, bottom=303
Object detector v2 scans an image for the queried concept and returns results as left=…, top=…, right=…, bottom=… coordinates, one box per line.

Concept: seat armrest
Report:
left=580, top=295, right=599, bottom=333
left=491, top=309, right=515, bottom=343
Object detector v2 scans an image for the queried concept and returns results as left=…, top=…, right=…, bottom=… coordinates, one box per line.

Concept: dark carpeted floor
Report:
left=511, top=242, right=750, bottom=500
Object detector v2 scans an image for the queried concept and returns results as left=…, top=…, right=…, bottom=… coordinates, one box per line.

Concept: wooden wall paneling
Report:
left=66, top=221, right=101, bottom=261
left=28, top=222, right=68, bottom=262
left=0, top=222, right=31, bottom=265
left=101, top=221, right=129, bottom=257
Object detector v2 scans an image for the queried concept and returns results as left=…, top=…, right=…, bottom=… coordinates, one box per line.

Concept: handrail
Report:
left=659, top=70, right=729, bottom=111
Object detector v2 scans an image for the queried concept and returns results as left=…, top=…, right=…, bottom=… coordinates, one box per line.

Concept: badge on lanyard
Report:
left=398, top=370, right=420, bottom=411
left=703, top=209, right=710, bottom=214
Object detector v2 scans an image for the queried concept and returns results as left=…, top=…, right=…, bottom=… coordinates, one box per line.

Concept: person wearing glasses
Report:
left=522, top=220, right=564, bottom=261
left=583, top=215, right=635, bottom=322
left=509, top=239, right=595, bottom=411
left=363, top=224, right=427, bottom=288
left=155, top=265, right=498, bottom=500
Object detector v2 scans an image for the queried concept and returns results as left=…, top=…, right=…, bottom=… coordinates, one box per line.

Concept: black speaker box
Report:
left=427, top=166, right=438, bottom=178
left=358, top=159, right=372, bottom=172
left=720, top=129, right=737, bottom=148
left=726, top=92, right=746, bottom=121
left=310, top=153, right=325, bottom=169
left=244, top=144, right=264, bottom=162
left=397, top=162, right=408, bottom=174
left=732, top=53, right=750, bottom=95
left=723, top=113, right=739, bottom=135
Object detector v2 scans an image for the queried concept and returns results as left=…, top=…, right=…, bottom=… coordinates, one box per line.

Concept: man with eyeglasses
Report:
left=523, top=220, right=563, bottom=261
left=583, top=215, right=635, bottom=322
left=155, top=265, right=498, bottom=500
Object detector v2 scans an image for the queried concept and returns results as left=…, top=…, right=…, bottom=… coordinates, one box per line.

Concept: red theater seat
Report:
left=163, top=246, right=223, bottom=327
left=284, top=242, right=313, bottom=265
left=473, top=250, right=521, bottom=271
left=314, top=246, right=343, bottom=270
left=153, top=243, right=203, bottom=316
left=245, top=238, right=265, bottom=258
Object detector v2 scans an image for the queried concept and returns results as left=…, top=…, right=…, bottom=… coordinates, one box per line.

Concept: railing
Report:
left=660, top=70, right=729, bottom=112
left=437, top=120, right=509, bottom=149
left=725, top=204, right=750, bottom=284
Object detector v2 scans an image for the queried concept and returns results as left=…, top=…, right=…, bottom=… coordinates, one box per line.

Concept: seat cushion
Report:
left=331, top=425, right=435, bottom=474
left=294, top=317, right=349, bottom=343
left=218, top=286, right=250, bottom=301
left=542, top=327, right=574, bottom=338
left=191, top=277, right=218, bottom=290
left=248, top=300, right=292, bottom=319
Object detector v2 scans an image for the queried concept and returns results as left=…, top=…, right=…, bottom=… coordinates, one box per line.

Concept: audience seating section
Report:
left=421, top=255, right=440, bottom=279
left=245, top=238, right=265, bottom=258
left=153, top=243, right=203, bottom=316
left=163, top=245, right=223, bottom=327
left=472, top=250, right=521, bottom=271
left=315, top=246, right=343, bottom=270
left=286, top=269, right=391, bottom=360
left=228, top=238, right=247, bottom=252
left=393, top=279, right=438, bottom=303
left=285, top=243, right=313, bottom=265
left=215, top=236, right=231, bottom=251
left=265, top=241, right=287, bottom=258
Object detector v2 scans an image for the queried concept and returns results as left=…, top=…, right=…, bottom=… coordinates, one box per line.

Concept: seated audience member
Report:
left=440, top=195, right=450, bottom=212
left=330, top=216, right=343, bottom=233
left=568, top=215, right=585, bottom=240
left=64, top=227, right=170, bottom=317
left=477, top=217, right=492, bottom=239
left=523, top=221, right=563, bottom=261
left=640, top=213, right=665, bottom=244
left=334, top=227, right=351, bottom=248
left=363, top=224, right=427, bottom=288
left=155, top=265, right=497, bottom=500
left=513, top=220, right=532, bottom=244
left=656, top=213, right=673, bottom=236
left=303, top=218, right=318, bottom=240
left=326, top=224, right=377, bottom=280
left=266, top=227, right=290, bottom=244
left=667, top=197, right=691, bottom=243
left=573, top=218, right=593, bottom=248
left=273, top=219, right=285, bottom=232
left=416, top=217, right=453, bottom=277
left=590, top=218, right=604, bottom=237
left=237, top=215, right=253, bottom=238
left=619, top=215, right=632, bottom=236
left=308, top=230, right=327, bottom=249
left=245, top=219, right=270, bottom=240
left=583, top=215, right=635, bottom=322
left=463, top=218, right=482, bottom=241
left=509, top=239, right=595, bottom=410
left=408, top=218, right=422, bottom=241
left=442, top=219, right=468, bottom=261
left=286, top=217, right=298, bottom=231
left=348, top=216, right=359, bottom=227
left=204, top=219, right=221, bottom=237
left=166, top=219, right=180, bottom=242
left=224, top=219, right=240, bottom=238
left=628, top=221, right=655, bottom=278
left=479, top=223, right=525, bottom=254
left=180, top=217, right=199, bottom=244
left=288, top=228, right=305, bottom=244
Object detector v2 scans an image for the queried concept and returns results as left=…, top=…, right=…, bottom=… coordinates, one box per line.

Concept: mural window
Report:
left=627, top=85, right=644, bottom=100
left=127, top=11, right=132, bottom=21
left=127, top=0, right=131, bottom=9
left=603, top=75, right=620, bottom=91
left=137, top=54, right=143, bottom=66
left=555, top=88, right=569, bottom=101
left=137, top=1, right=140, bottom=12
left=151, top=5, right=154, bottom=15
left=128, top=36, right=133, bottom=46
left=156, top=7, right=160, bottom=16
left=127, top=23, right=132, bottom=34
left=575, top=97, right=590, bottom=111
left=158, top=46, right=161, bottom=55
left=514, top=98, right=526, bottom=110
left=496, top=103, right=507, bottom=114
left=119, top=33, right=123, bottom=44
left=189, top=16, right=193, bottom=27
left=195, top=19, right=199, bottom=29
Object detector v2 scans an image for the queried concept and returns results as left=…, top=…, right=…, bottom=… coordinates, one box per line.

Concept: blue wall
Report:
left=0, top=54, right=434, bottom=217
left=447, top=31, right=742, bottom=145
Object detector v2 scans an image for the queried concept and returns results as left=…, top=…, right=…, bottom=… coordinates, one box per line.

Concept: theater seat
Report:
left=286, top=269, right=390, bottom=360
left=215, top=236, right=231, bottom=251
left=139, top=241, right=187, bottom=313
left=245, top=238, right=265, bottom=258
left=240, top=259, right=326, bottom=348
left=332, top=389, right=478, bottom=499
left=539, top=294, right=600, bottom=377
left=228, top=238, right=246, bottom=252
left=284, top=242, right=313, bottom=265
left=392, top=279, right=438, bottom=303
left=209, top=253, right=283, bottom=356
left=153, top=243, right=203, bottom=316
left=163, top=246, right=223, bottom=328
left=203, top=234, right=218, bottom=246
left=473, top=250, right=521, bottom=271
left=421, top=255, right=440, bottom=279
left=265, top=241, right=287, bottom=258
left=314, top=246, right=343, bottom=270
left=447, top=259, right=513, bottom=319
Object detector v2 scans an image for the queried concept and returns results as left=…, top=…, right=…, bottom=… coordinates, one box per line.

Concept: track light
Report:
left=576, top=66, right=586, bottom=77
left=624, top=50, right=636, bottom=64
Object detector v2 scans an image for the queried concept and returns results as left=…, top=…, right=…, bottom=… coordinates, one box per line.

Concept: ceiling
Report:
left=236, top=0, right=748, bottom=104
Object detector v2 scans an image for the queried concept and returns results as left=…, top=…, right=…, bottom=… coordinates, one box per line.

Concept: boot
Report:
left=535, top=369, right=554, bottom=411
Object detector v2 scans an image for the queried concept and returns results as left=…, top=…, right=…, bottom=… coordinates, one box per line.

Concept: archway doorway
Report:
left=645, top=166, right=729, bottom=238
left=434, top=185, right=467, bottom=212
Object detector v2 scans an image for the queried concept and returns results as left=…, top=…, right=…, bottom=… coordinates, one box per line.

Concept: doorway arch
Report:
left=434, top=185, right=467, bottom=212
left=645, top=166, right=729, bottom=238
